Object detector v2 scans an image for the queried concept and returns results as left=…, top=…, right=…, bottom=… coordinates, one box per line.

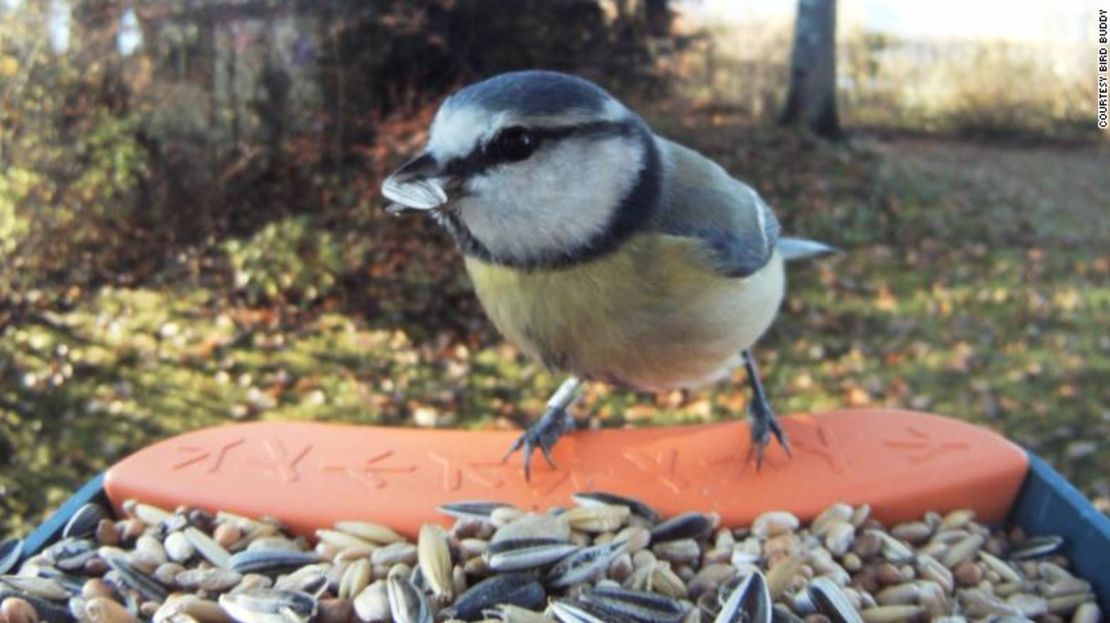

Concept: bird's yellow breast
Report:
left=464, top=234, right=784, bottom=391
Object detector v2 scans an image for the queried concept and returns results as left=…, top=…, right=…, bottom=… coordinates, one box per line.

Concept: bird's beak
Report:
left=381, top=153, right=450, bottom=214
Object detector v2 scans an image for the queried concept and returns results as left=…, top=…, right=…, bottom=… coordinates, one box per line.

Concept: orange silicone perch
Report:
left=104, top=409, right=1028, bottom=537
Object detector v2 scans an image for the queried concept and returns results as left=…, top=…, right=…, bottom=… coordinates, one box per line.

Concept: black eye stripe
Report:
left=441, top=120, right=635, bottom=179
left=487, top=127, right=539, bottom=162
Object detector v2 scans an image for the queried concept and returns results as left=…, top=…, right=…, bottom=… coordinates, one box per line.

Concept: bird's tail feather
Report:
left=779, top=237, right=837, bottom=261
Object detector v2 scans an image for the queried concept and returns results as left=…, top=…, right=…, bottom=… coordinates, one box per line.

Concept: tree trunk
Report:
left=780, top=0, right=842, bottom=139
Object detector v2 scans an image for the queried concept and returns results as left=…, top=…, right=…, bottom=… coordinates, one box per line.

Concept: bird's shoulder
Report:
left=648, top=136, right=780, bottom=278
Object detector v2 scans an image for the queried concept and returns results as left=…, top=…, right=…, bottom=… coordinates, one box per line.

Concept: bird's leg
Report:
left=742, top=350, right=791, bottom=468
left=503, top=376, right=585, bottom=481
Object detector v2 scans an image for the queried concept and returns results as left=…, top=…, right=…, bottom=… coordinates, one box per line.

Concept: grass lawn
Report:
left=2, top=118, right=1107, bottom=537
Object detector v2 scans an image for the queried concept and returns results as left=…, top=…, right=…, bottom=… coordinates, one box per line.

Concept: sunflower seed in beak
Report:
left=381, top=153, right=449, bottom=212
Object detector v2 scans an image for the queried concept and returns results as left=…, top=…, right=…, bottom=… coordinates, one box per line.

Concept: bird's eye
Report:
left=488, top=127, right=538, bottom=162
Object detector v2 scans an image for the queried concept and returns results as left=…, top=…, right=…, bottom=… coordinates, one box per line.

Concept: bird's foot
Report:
left=503, top=404, right=575, bottom=481
left=746, top=396, right=792, bottom=469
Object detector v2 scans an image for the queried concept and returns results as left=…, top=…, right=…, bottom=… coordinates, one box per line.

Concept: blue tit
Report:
left=382, top=70, right=833, bottom=479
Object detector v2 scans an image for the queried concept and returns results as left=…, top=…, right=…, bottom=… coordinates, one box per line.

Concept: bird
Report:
left=381, top=70, right=833, bottom=479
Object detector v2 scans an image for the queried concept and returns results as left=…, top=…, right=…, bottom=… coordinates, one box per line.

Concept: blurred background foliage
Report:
left=0, top=0, right=1107, bottom=535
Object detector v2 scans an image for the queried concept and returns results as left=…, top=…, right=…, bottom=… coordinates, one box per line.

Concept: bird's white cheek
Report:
left=456, top=137, right=644, bottom=263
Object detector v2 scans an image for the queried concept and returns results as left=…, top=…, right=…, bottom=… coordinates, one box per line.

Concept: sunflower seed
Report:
left=386, top=574, right=432, bottom=623
left=546, top=541, right=626, bottom=588
left=1009, top=535, right=1064, bottom=560
left=229, top=549, right=320, bottom=576
left=0, top=539, right=23, bottom=576
left=807, top=577, right=863, bottom=623
left=486, top=539, right=580, bottom=572
left=218, top=589, right=318, bottom=623
left=582, top=585, right=689, bottom=623
left=551, top=598, right=637, bottom=623
left=63, top=504, right=107, bottom=540
left=450, top=573, right=546, bottom=620
left=715, top=571, right=771, bottom=623
left=650, top=513, right=715, bottom=543
left=99, top=547, right=167, bottom=602
left=438, top=501, right=512, bottom=521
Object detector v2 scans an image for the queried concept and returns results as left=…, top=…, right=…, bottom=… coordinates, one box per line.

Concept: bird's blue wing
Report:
left=651, top=138, right=782, bottom=278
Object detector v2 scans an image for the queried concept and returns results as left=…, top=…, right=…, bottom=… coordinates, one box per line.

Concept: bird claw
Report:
left=503, top=405, right=574, bottom=481
left=746, top=398, right=791, bottom=470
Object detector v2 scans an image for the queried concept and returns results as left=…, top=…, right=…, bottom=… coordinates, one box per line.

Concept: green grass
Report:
left=2, top=124, right=1107, bottom=536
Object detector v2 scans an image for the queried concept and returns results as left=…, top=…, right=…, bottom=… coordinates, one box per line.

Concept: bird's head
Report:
left=382, top=70, right=659, bottom=267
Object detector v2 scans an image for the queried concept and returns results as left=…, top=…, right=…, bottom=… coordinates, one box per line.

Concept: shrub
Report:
left=221, top=217, right=345, bottom=306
